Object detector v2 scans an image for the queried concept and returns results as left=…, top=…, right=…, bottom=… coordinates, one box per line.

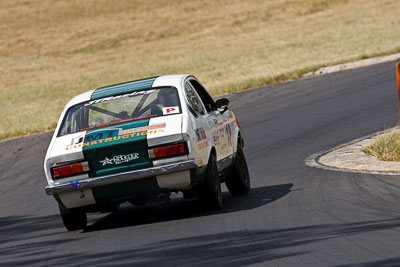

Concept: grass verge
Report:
left=364, top=130, right=400, bottom=161
left=1, top=0, right=400, bottom=140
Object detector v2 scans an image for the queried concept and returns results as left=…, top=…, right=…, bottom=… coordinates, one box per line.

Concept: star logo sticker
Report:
left=100, top=157, right=113, bottom=166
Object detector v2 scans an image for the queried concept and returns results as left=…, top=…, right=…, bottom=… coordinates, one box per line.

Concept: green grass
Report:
left=364, top=130, right=400, bottom=161
left=1, top=0, right=400, bottom=140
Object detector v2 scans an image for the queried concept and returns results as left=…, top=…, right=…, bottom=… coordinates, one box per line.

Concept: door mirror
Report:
left=216, top=98, right=229, bottom=113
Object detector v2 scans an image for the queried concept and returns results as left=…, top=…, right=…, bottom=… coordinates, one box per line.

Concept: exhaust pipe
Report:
left=157, top=193, right=169, bottom=204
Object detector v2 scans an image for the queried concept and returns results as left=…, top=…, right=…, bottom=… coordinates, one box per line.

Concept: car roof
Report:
left=64, top=74, right=192, bottom=109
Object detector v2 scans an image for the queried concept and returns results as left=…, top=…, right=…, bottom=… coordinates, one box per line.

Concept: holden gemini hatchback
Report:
left=44, top=74, right=250, bottom=231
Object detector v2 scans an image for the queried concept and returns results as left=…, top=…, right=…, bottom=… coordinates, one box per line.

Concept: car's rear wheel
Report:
left=199, top=153, right=222, bottom=211
left=58, top=204, right=87, bottom=231
left=225, top=145, right=250, bottom=196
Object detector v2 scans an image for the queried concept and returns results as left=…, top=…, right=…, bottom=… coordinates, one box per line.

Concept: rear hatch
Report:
left=83, top=119, right=159, bottom=177
left=54, top=86, right=184, bottom=178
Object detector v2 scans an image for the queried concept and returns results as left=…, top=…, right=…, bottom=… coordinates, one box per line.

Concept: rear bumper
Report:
left=45, top=159, right=203, bottom=195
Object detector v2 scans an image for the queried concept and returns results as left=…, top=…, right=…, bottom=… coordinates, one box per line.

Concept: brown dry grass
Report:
left=1, top=0, right=400, bottom=139
left=364, top=130, right=400, bottom=161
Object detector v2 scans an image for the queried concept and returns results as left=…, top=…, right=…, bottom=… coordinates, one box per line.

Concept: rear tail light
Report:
left=236, top=118, right=240, bottom=128
left=148, top=143, right=188, bottom=160
left=52, top=161, right=90, bottom=179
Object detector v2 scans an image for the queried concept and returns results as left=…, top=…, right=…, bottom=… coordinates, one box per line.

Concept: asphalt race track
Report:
left=1, top=61, right=400, bottom=266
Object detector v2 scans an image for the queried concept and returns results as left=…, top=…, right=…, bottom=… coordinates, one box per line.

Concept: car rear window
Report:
left=58, top=87, right=181, bottom=136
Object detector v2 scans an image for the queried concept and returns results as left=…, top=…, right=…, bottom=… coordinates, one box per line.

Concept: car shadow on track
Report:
left=77, top=222, right=400, bottom=267
left=3, top=212, right=400, bottom=266
left=83, top=183, right=294, bottom=233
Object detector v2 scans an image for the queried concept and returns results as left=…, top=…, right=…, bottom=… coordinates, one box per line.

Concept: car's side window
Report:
left=185, top=82, right=206, bottom=117
left=189, top=79, right=217, bottom=113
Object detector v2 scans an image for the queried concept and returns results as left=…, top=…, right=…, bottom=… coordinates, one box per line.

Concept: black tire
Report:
left=199, top=153, right=222, bottom=211
left=58, top=204, right=87, bottom=231
left=225, top=145, right=250, bottom=196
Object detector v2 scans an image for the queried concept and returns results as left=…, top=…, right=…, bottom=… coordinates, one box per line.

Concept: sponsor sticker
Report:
left=66, top=123, right=166, bottom=150
left=213, top=119, right=223, bottom=126
left=118, top=123, right=166, bottom=135
left=99, top=153, right=139, bottom=166
left=195, top=128, right=206, bottom=141
left=213, top=135, right=220, bottom=146
left=84, top=90, right=155, bottom=107
left=69, top=136, right=85, bottom=146
left=198, top=141, right=209, bottom=150
left=226, top=124, right=232, bottom=146
left=80, top=115, right=158, bottom=132
left=162, top=106, right=179, bottom=115
left=70, top=180, right=80, bottom=189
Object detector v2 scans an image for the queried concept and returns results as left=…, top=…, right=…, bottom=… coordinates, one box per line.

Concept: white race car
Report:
left=44, top=74, right=250, bottom=231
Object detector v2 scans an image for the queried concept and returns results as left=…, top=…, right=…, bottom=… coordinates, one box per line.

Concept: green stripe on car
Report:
left=91, top=77, right=158, bottom=100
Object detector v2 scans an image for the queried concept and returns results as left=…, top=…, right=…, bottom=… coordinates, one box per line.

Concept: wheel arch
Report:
left=237, top=131, right=244, bottom=149
left=210, top=146, right=217, bottom=157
